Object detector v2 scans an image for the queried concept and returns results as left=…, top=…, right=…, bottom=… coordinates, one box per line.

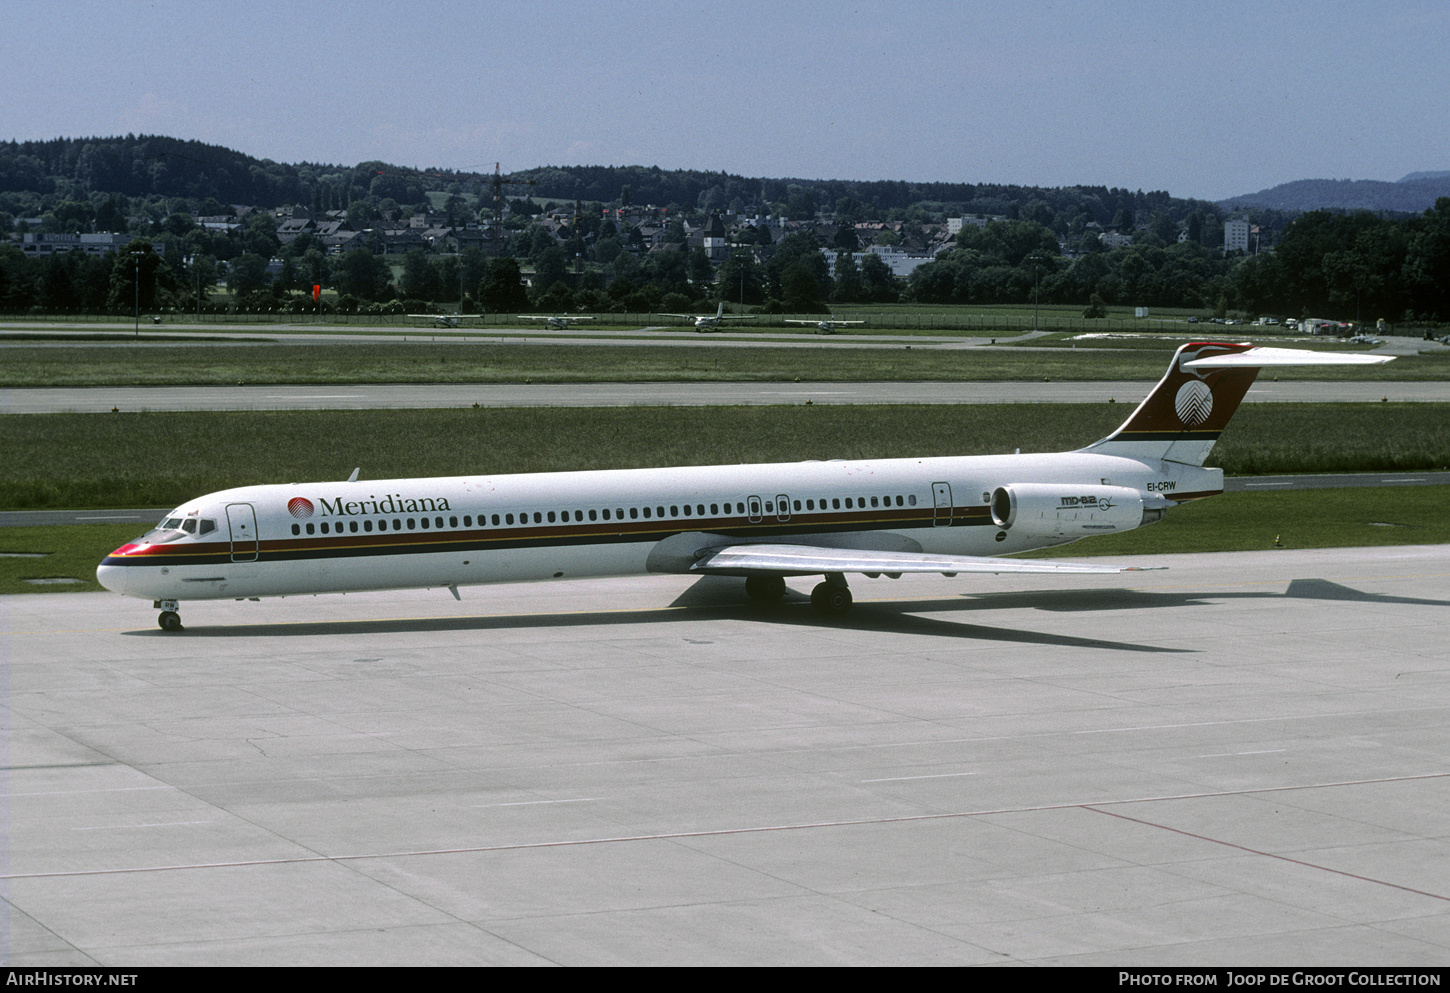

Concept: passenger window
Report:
left=548, top=511, right=556, bottom=523
left=589, top=509, right=597, bottom=521
left=630, top=508, right=638, bottom=519
left=793, top=500, right=801, bottom=511
left=407, top=518, right=416, bottom=529
left=364, top=520, right=373, bottom=532
left=321, top=522, right=330, bottom=534
left=871, top=497, right=878, bottom=508
left=673, top=505, right=681, bottom=516
left=492, top=514, right=500, bottom=526
left=845, top=498, right=853, bottom=509
left=908, top=495, right=916, bottom=506
left=710, top=504, right=718, bottom=515
left=643, top=507, right=651, bottom=518
left=291, top=524, right=300, bottom=535
left=451, top=517, right=459, bottom=528
left=602, top=509, right=611, bottom=520
left=349, top=521, right=359, bottom=533
left=393, top=519, right=402, bottom=530
left=656, top=506, right=664, bottom=517
left=505, top=513, right=513, bottom=525
left=306, top=523, right=315, bottom=535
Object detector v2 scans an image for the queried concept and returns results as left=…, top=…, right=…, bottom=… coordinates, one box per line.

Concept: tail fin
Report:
left=1081, top=341, right=1393, bottom=466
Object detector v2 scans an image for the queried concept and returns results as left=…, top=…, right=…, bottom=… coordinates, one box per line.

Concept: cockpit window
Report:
left=148, top=512, right=216, bottom=542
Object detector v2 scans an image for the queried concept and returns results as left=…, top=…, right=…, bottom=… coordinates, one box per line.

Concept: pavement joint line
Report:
left=1085, top=805, right=1450, bottom=903
left=4, top=771, right=1442, bottom=882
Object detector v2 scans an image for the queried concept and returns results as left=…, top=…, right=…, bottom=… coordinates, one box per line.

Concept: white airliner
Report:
left=98, top=342, right=1390, bottom=631
left=660, top=303, right=755, bottom=331
left=520, top=314, right=595, bottom=329
left=785, top=318, right=866, bottom=334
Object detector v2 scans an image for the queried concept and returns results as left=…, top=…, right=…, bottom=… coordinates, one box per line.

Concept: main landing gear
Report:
left=809, top=574, right=853, bottom=615
left=744, top=574, right=854, bottom=615
left=154, top=600, right=183, bottom=632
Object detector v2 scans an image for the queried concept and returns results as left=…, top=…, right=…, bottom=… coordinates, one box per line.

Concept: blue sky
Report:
left=7, top=0, right=1447, bottom=202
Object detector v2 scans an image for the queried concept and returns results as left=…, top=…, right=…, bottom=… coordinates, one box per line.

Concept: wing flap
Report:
left=691, top=543, right=1124, bottom=576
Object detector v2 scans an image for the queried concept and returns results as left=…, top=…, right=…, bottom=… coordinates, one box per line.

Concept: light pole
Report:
left=130, top=249, right=145, bottom=338
left=1027, top=255, right=1045, bottom=333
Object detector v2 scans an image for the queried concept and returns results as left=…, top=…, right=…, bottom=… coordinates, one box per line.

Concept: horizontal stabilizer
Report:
left=692, top=543, right=1124, bottom=577
left=1183, top=346, right=1394, bottom=369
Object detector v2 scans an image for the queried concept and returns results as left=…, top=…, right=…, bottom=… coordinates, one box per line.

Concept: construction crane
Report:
left=490, top=163, right=537, bottom=257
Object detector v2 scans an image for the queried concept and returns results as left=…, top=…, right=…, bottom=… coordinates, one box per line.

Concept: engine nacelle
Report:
left=990, top=484, right=1148, bottom=539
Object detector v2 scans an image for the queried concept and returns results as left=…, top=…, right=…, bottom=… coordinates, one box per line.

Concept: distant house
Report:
left=373, top=228, right=428, bottom=255
left=1224, top=217, right=1251, bottom=253
left=947, top=214, right=1006, bottom=234
left=19, top=232, right=142, bottom=257
left=704, top=213, right=728, bottom=260
left=275, top=217, right=316, bottom=245
left=823, top=244, right=936, bottom=279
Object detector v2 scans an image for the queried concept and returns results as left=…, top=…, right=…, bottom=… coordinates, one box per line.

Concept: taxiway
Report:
left=3, top=545, right=1447, bottom=965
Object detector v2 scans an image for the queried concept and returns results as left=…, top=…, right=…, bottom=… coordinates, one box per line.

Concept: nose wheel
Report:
left=154, top=600, right=184, bottom=632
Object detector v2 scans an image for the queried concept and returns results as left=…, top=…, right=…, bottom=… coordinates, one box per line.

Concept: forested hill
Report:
left=1218, top=175, right=1450, bottom=214
left=509, top=163, right=1208, bottom=221
left=0, top=135, right=353, bottom=206
left=3, top=135, right=1222, bottom=227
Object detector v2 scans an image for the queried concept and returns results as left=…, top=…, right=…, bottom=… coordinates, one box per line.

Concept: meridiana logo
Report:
left=288, top=497, right=315, bottom=519
left=1174, top=380, right=1214, bottom=427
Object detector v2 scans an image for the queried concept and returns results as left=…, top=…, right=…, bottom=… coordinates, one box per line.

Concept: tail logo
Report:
left=1174, top=380, right=1214, bottom=427
left=288, top=497, right=315, bottom=520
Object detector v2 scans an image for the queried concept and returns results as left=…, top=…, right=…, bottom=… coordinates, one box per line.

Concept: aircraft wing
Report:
left=690, top=543, right=1127, bottom=577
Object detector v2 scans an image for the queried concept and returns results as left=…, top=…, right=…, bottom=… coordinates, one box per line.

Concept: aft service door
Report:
left=932, top=482, right=952, bottom=526
left=227, top=503, right=259, bottom=562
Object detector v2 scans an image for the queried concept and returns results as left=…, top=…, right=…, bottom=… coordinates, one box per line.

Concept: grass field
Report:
left=1, top=341, right=1446, bottom=387
left=4, top=402, right=1447, bottom=511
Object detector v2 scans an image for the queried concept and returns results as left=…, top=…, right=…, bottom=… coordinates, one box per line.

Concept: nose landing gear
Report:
left=154, top=600, right=184, bottom=632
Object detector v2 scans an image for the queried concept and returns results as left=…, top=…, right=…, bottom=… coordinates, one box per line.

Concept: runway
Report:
left=3, top=545, right=1448, bottom=965
left=5, top=379, right=1448, bottom=414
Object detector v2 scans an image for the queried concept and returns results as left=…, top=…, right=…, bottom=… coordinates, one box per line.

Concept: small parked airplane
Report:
left=98, top=342, right=1391, bottom=631
left=520, top=314, right=595, bottom=330
left=406, top=314, right=484, bottom=329
left=660, top=303, right=755, bottom=331
left=785, top=318, right=866, bottom=334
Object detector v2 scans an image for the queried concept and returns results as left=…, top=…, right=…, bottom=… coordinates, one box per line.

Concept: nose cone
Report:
left=96, top=543, right=138, bottom=596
